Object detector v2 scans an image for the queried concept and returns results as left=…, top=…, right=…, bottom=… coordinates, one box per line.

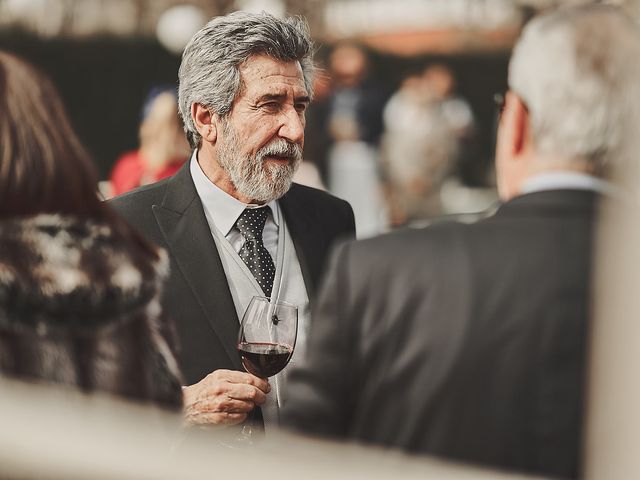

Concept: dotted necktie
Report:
left=236, top=207, right=276, bottom=297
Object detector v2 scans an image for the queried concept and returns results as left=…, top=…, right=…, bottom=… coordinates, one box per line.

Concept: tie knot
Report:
left=236, top=207, right=269, bottom=241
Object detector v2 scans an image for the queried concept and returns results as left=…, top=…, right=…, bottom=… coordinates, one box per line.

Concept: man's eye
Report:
left=295, top=103, right=308, bottom=113
left=261, top=102, right=280, bottom=111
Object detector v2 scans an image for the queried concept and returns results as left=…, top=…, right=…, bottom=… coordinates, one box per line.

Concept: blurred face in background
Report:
left=423, top=65, right=455, bottom=100
left=214, top=54, right=308, bottom=203
left=330, top=44, right=367, bottom=87
left=139, top=92, right=190, bottom=171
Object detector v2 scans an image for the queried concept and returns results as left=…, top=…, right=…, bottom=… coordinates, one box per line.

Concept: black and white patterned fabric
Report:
left=236, top=207, right=276, bottom=297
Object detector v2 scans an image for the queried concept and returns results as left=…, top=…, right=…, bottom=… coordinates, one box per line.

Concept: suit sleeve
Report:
left=282, top=240, right=357, bottom=437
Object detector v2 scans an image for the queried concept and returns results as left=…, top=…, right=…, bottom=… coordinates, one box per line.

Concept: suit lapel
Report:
left=152, top=163, right=243, bottom=370
left=279, top=185, right=321, bottom=303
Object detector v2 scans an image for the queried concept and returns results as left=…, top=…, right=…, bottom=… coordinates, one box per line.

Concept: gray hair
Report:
left=509, top=5, right=640, bottom=175
left=178, top=11, right=315, bottom=149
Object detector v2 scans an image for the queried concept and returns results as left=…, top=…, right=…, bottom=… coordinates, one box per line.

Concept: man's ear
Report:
left=508, top=91, right=530, bottom=156
left=495, top=91, right=532, bottom=201
left=191, top=103, right=218, bottom=144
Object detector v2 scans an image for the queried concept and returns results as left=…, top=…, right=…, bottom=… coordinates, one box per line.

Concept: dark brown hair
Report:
left=0, top=51, right=158, bottom=260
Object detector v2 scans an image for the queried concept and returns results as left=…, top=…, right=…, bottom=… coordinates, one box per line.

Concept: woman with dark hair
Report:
left=0, top=51, right=183, bottom=410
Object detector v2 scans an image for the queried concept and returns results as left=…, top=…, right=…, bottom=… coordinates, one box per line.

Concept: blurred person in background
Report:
left=321, top=42, right=388, bottom=237
left=283, top=5, right=640, bottom=478
left=300, top=63, right=332, bottom=184
left=381, top=64, right=475, bottom=226
left=110, top=12, right=355, bottom=431
left=0, top=51, right=183, bottom=410
left=109, top=86, right=190, bottom=197
left=293, top=65, right=332, bottom=191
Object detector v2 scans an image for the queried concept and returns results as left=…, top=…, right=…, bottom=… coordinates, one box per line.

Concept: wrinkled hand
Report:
left=183, top=369, right=270, bottom=426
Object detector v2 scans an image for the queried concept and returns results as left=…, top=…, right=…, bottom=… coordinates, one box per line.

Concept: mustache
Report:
left=257, top=140, right=303, bottom=161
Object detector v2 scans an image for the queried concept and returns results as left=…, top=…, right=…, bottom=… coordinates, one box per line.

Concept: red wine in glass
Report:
left=237, top=342, right=293, bottom=378
left=237, top=296, right=298, bottom=381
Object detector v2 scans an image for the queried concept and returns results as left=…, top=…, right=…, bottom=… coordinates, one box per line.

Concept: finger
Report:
left=209, top=369, right=245, bottom=383
left=214, top=370, right=270, bottom=393
left=225, top=384, right=267, bottom=405
left=196, top=396, right=256, bottom=414
left=217, top=397, right=256, bottom=413
left=244, top=374, right=270, bottom=393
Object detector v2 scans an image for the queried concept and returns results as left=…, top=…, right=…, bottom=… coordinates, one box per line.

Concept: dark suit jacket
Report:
left=109, top=162, right=355, bottom=385
left=283, top=189, right=598, bottom=479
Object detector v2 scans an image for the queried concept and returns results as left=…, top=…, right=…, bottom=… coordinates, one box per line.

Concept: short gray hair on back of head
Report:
left=178, top=11, right=315, bottom=149
left=509, top=4, right=640, bottom=175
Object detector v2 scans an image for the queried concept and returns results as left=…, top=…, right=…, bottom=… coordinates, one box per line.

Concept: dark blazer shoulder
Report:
left=108, top=177, right=171, bottom=213
left=287, top=183, right=352, bottom=211
left=283, top=183, right=356, bottom=236
left=347, top=220, right=468, bottom=262
left=486, top=189, right=600, bottom=221
left=107, top=178, right=177, bottom=248
left=329, top=221, right=470, bottom=299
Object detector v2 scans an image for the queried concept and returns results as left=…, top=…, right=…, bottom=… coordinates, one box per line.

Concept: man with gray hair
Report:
left=283, top=5, right=640, bottom=478
left=111, top=11, right=355, bottom=429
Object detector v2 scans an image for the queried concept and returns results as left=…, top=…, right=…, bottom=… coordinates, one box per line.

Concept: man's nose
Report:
left=278, top=107, right=304, bottom=144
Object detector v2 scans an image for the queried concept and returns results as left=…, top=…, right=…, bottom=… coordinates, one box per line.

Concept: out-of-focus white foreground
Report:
left=0, top=378, right=544, bottom=479
left=586, top=188, right=640, bottom=477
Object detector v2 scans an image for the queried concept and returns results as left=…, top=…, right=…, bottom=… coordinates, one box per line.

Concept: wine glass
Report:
left=236, top=296, right=298, bottom=438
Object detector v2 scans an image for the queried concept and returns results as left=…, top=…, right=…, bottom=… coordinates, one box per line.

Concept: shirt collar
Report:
left=189, top=150, right=279, bottom=236
left=521, top=171, right=617, bottom=196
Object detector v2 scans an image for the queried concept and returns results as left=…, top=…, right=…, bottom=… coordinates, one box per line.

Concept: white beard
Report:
left=217, top=122, right=303, bottom=203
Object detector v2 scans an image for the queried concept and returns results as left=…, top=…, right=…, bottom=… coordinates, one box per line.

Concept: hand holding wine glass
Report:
left=182, top=369, right=270, bottom=426
left=236, top=296, right=297, bottom=437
